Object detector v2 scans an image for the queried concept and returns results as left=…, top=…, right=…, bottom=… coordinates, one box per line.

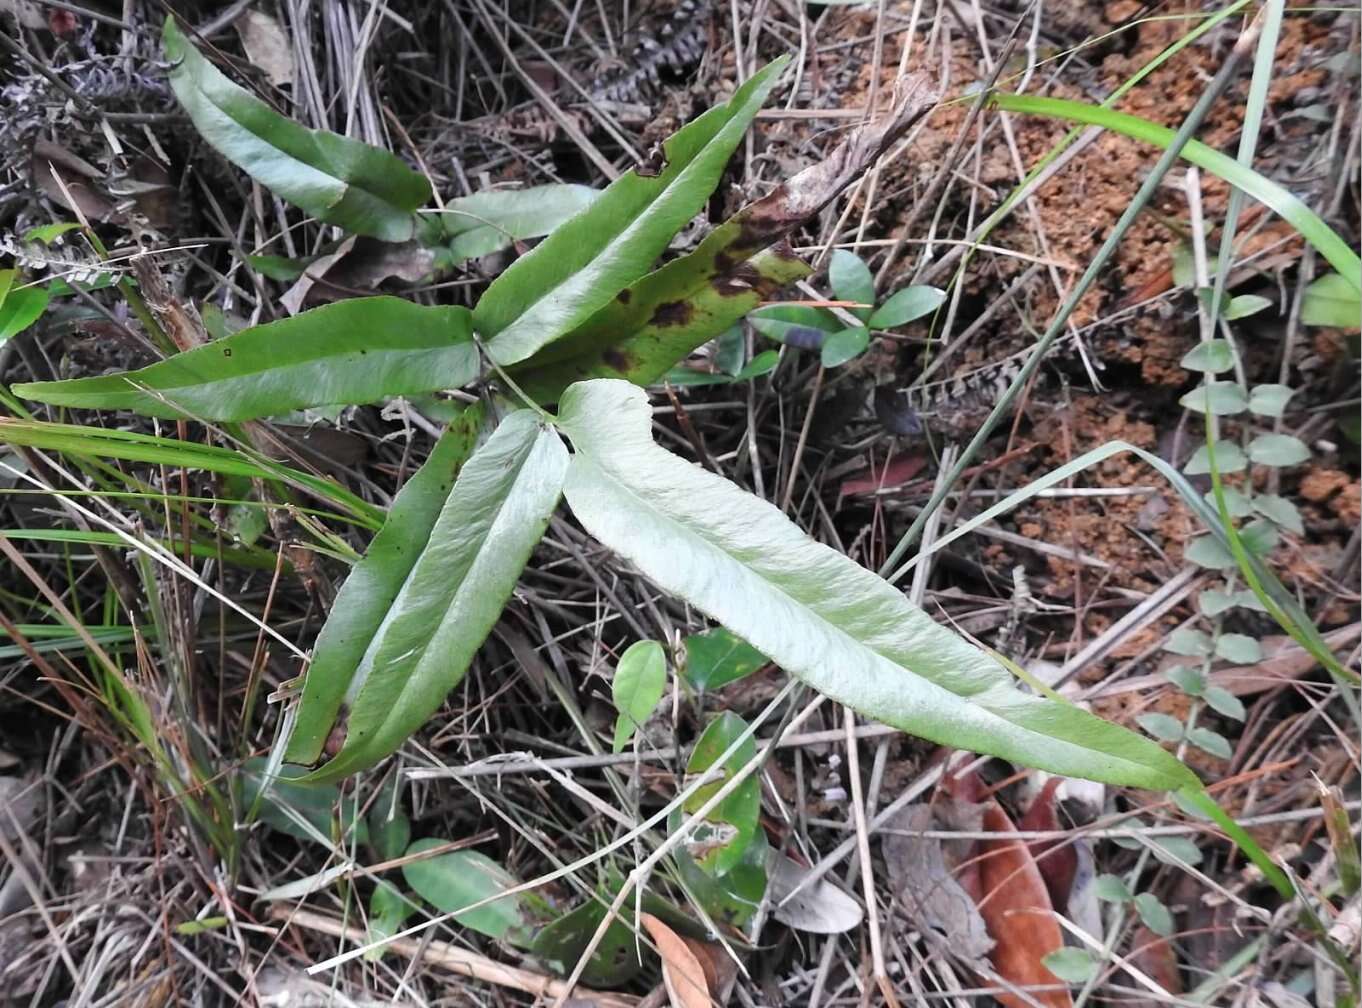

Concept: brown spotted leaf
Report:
left=510, top=74, right=937, bottom=402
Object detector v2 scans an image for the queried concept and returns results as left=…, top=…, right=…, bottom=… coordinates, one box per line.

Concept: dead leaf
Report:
left=31, top=139, right=116, bottom=223
left=280, top=237, right=434, bottom=313
left=1126, top=924, right=1181, bottom=1006
left=768, top=852, right=863, bottom=934
left=839, top=453, right=928, bottom=497
left=235, top=10, right=295, bottom=87
left=281, top=236, right=356, bottom=315
left=680, top=937, right=737, bottom=1006
left=1018, top=778, right=1078, bottom=913
left=975, top=801, right=1072, bottom=1008
left=640, top=913, right=711, bottom=1008
left=882, top=803, right=993, bottom=962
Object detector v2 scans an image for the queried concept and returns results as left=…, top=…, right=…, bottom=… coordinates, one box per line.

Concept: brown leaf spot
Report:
left=649, top=300, right=694, bottom=327
left=602, top=348, right=636, bottom=373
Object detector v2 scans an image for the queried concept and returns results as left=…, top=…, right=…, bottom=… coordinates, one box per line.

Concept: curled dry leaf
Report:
left=1018, top=778, right=1078, bottom=913
left=882, top=803, right=993, bottom=962
left=768, top=852, right=863, bottom=935
left=1126, top=924, right=1182, bottom=1007
left=975, top=800, right=1072, bottom=1008
left=235, top=10, right=295, bottom=87
left=639, top=913, right=712, bottom=1008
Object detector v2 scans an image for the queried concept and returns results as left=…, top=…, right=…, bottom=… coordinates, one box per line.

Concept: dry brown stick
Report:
left=270, top=906, right=641, bottom=1008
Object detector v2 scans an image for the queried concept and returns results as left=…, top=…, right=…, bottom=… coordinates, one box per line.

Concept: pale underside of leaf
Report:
left=301, top=410, right=567, bottom=782
left=163, top=17, right=429, bottom=242
left=557, top=380, right=1194, bottom=791
left=14, top=297, right=477, bottom=421
left=284, top=406, right=485, bottom=764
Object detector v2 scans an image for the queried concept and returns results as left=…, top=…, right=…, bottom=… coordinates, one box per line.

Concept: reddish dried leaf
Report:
left=839, top=453, right=928, bottom=496
left=1018, top=778, right=1078, bottom=912
left=640, top=913, right=711, bottom=1008
left=1127, top=924, right=1182, bottom=1005
left=976, top=801, right=1072, bottom=1008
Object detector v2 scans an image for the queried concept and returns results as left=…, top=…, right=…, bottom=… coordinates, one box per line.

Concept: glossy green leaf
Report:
left=1247, top=433, right=1309, bottom=467
left=475, top=59, right=787, bottom=366
left=682, top=627, right=768, bottom=692
left=426, top=184, right=599, bottom=263
left=1179, top=381, right=1247, bottom=416
left=867, top=285, right=945, bottom=328
left=1247, top=383, right=1294, bottom=418
left=0, top=418, right=380, bottom=525
left=402, top=841, right=532, bottom=942
left=286, top=410, right=484, bottom=764
left=829, top=249, right=875, bottom=319
left=990, top=95, right=1361, bottom=289
left=296, top=411, right=567, bottom=782
left=1180, top=340, right=1234, bottom=373
left=611, top=639, right=667, bottom=753
left=1184, top=441, right=1245, bottom=475
left=14, top=297, right=477, bottom=421
left=679, top=712, right=761, bottom=875
left=557, top=379, right=1196, bottom=790
left=1301, top=272, right=1360, bottom=328
left=0, top=283, right=48, bottom=344
left=821, top=326, right=870, bottom=367
left=163, top=17, right=429, bottom=241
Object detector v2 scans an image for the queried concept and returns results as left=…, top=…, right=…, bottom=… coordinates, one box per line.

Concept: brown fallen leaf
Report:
left=1018, top=778, right=1078, bottom=915
left=235, top=10, right=296, bottom=87
left=947, top=772, right=1072, bottom=1008
left=839, top=453, right=928, bottom=497
left=1126, top=924, right=1182, bottom=1006
left=31, top=138, right=116, bottom=223
left=640, top=913, right=711, bottom=1008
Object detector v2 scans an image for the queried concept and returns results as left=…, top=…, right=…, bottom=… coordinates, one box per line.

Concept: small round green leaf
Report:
left=1164, top=627, right=1213, bottom=657
left=682, top=628, right=768, bottom=692
left=611, top=640, right=668, bottom=753
left=1251, top=493, right=1304, bottom=535
left=1224, top=294, right=1272, bottom=320
left=1179, top=381, right=1247, bottom=416
left=1202, top=685, right=1246, bottom=721
left=1137, top=712, right=1185, bottom=743
left=1184, top=535, right=1236, bottom=570
left=1206, top=485, right=1254, bottom=519
left=1214, top=633, right=1261, bottom=664
left=821, top=326, right=871, bottom=367
left=1183, top=441, right=1245, bottom=475
left=1044, top=948, right=1098, bottom=983
left=1248, top=384, right=1294, bottom=417
left=1239, top=518, right=1279, bottom=557
left=1164, top=664, right=1206, bottom=696
left=1247, top=433, right=1310, bottom=467
left=1149, top=835, right=1202, bottom=866
left=1094, top=873, right=1133, bottom=903
left=829, top=249, right=876, bottom=317
left=1180, top=340, right=1234, bottom=373
left=1197, top=590, right=1236, bottom=618
left=1133, top=892, right=1175, bottom=936
left=867, top=285, right=945, bottom=328
left=1186, top=726, right=1232, bottom=759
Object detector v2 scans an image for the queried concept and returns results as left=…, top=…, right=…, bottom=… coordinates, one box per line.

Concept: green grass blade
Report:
left=990, top=93, right=1361, bottom=289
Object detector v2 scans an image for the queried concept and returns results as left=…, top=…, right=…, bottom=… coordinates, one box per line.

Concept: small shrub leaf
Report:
left=1183, top=441, right=1246, bottom=475
left=1248, top=384, right=1294, bottom=418
left=829, top=249, right=875, bottom=318
left=1136, top=713, right=1185, bottom=743
left=867, top=285, right=945, bottom=328
left=820, top=326, right=871, bottom=367
left=1224, top=294, right=1272, bottom=320
left=1252, top=493, right=1304, bottom=534
left=1247, top=433, right=1310, bottom=467
left=1202, top=686, right=1246, bottom=721
left=683, top=628, right=768, bottom=692
left=1044, top=948, right=1098, bottom=983
left=1214, top=633, right=1262, bottom=664
left=1301, top=272, right=1361, bottom=328
left=402, top=841, right=532, bottom=942
left=1133, top=892, right=1175, bottom=936
left=1179, top=381, right=1247, bottom=415
left=1180, top=340, right=1234, bottom=373
left=611, top=640, right=668, bottom=753
left=1186, top=727, right=1232, bottom=760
